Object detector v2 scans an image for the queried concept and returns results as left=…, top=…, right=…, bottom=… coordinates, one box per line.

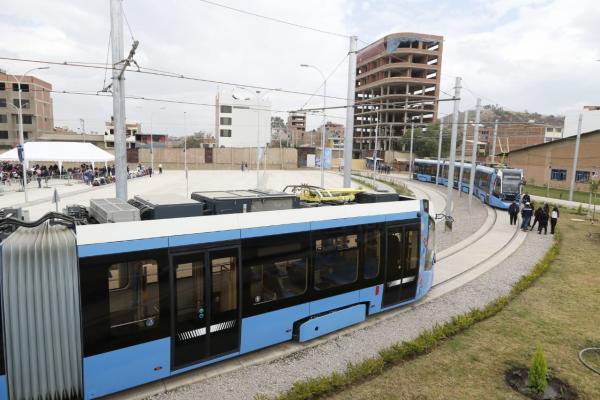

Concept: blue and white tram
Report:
left=0, top=197, right=435, bottom=399
left=412, top=159, right=522, bottom=209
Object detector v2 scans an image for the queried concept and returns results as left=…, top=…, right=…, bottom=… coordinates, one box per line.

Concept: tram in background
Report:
left=0, top=191, right=436, bottom=399
left=412, top=159, right=523, bottom=209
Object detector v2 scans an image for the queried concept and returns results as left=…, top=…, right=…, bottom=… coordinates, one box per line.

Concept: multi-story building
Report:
left=353, top=32, right=443, bottom=156
left=287, top=112, right=306, bottom=147
left=104, top=118, right=140, bottom=149
left=544, top=126, right=563, bottom=142
left=0, top=71, right=54, bottom=149
left=215, top=89, right=271, bottom=148
left=563, top=106, right=600, bottom=138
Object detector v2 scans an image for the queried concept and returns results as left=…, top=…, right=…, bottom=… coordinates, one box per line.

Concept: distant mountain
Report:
left=441, top=105, right=564, bottom=126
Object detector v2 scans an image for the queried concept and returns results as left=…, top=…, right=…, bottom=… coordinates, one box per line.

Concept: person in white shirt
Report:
left=550, top=206, right=560, bottom=234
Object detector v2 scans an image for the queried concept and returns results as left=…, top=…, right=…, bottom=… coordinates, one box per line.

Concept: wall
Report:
left=138, top=147, right=297, bottom=170
left=563, top=110, right=600, bottom=138
left=507, top=132, right=600, bottom=191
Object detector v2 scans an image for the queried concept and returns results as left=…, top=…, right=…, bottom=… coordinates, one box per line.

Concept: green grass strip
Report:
left=257, top=223, right=561, bottom=400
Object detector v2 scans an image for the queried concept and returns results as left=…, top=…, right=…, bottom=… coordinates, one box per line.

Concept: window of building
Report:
left=13, top=99, right=29, bottom=109
left=0, top=131, right=8, bottom=140
left=575, top=170, right=590, bottom=183
left=220, top=129, right=232, bottom=137
left=109, top=259, right=160, bottom=333
left=314, top=230, right=359, bottom=290
left=0, top=99, right=5, bottom=107
left=12, top=83, right=29, bottom=92
left=0, top=83, right=4, bottom=91
left=551, top=169, right=567, bottom=181
left=23, top=132, right=29, bottom=140
left=220, top=117, right=232, bottom=126
left=220, top=105, right=232, bottom=113
left=0, top=115, right=6, bottom=124
left=22, top=115, right=32, bottom=124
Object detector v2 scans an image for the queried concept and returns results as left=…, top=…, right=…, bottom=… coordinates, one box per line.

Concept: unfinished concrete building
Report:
left=353, top=32, right=443, bottom=157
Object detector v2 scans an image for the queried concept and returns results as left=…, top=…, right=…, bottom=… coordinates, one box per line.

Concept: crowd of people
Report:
left=508, top=193, right=560, bottom=235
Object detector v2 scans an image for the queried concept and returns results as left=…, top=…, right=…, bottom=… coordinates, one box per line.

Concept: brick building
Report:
left=353, top=32, right=443, bottom=157
left=287, top=112, right=306, bottom=147
left=0, top=72, right=54, bottom=149
left=507, top=130, right=600, bottom=191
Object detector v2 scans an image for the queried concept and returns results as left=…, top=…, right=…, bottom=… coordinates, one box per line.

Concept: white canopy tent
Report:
left=0, top=142, right=115, bottom=172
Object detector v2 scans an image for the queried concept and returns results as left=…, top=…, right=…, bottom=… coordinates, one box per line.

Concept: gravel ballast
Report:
left=151, top=225, right=552, bottom=400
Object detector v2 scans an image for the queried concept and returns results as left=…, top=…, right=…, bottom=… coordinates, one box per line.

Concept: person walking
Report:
left=521, top=202, right=533, bottom=231
left=522, top=192, right=531, bottom=205
left=530, top=205, right=543, bottom=231
left=508, top=200, right=519, bottom=226
left=550, top=206, right=559, bottom=234
left=538, top=206, right=549, bottom=234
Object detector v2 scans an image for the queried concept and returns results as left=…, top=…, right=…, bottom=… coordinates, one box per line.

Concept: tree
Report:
left=528, top=344, right=548, bottom=394
left=396, top=123, right=460, bottom=158
left=271, top=116, right=285, bottom=129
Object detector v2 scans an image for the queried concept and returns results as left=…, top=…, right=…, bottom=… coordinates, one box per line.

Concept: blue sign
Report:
left=323, top=148, right=332, bottom=170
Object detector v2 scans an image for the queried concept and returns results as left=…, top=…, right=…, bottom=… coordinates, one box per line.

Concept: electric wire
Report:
left=298, top=53, right=349, bottom=111
left=196, top=0, right=350, bottom=38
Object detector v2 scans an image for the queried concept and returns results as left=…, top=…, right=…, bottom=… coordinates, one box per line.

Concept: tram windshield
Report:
left=502, top=172, right=521, bottom=193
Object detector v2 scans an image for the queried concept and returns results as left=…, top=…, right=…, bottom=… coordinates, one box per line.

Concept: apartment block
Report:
left=353, top=32, right=443, bottom=157
left=287, top=112, right=306, bottom=147
left=0, top=72, right=54, bottom=149
left=215, top=89, right=271, bottom=148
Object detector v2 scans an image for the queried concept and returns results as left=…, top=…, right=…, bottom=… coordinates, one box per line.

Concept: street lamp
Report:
left=300, top=64, right=327, bottom=188
left=149, top=106, right=166, bottom=176
left=9, top=66, right=50, bottom=203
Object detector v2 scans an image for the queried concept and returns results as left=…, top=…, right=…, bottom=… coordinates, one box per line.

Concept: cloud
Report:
left=0, top=0, right=598, bottom=135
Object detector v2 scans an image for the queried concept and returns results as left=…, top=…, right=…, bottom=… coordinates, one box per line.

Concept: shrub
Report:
left=577, top=204, right=584, bottom=215
left=528, top=344, right=548, bottom=393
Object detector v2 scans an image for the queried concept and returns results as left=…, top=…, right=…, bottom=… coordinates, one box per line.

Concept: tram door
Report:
left=171, top=247, right=240, bottom=370
left=382, top=224, right=420, bottom=307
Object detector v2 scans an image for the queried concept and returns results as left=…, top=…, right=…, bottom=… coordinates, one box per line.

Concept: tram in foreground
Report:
left=412, top=159, right=523, bottom=209
left=0, top=190, right=435, bottom=399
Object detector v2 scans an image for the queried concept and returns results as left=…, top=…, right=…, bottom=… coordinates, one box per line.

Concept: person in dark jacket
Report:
left=530, top=206, right=543, bottom=231
left=521, top=202, right=533, bottom=231
left=550, top=206, right=560, bottom=234
left=508, top=201, right=519, bottom=225
left=522, top=192, right=531, bottom=205
left=538, top=206, right=549, bottom=234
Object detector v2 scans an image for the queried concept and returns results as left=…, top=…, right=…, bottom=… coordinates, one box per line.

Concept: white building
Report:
left=215, top=89, right=271, bottom=148
left=563, top=106, right=600, bottom=138
left=544, top=126, right=563, bottom=142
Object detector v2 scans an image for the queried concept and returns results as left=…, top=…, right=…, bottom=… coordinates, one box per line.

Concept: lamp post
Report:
left=9, top=66, right=50, bottom=203
left=149, top=106, right=166, bottom=176
left=300, top=64, right=327, bottom=188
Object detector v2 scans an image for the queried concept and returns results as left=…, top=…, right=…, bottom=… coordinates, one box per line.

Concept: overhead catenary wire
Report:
left=196, top=0, right=350, bottom=39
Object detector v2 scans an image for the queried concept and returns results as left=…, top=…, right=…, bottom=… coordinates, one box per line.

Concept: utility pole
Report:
left=491, top=119, right=498, bottom=164
left=435, top=121, right=443, bottom=184
left=445, top=77, right=462, bottom=227
left=184, top=111, right=189, bottom=198
left=80, top=118, right=86, bottom=142
left=408, top=122, right=414, bottom=179
left=343, top=36, right=357, bottom=188
left=458, top=110, right=469, bottom=196
left=110, top=0, right=127, bottom=201
left=568, top=114, right=583, bottom=202
left=468, top=98, right=482, bottom=209
left=372, top=115, right=379, bottom=187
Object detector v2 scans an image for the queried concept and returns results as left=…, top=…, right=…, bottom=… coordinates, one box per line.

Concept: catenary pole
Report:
left=491, top=119, right=498, bottom=164
left=435, top=121, right=443, bottom=184
left=184, top=111, right=188, bottom=197
left=110, top=0, right=127, bottom=200
left=445, top=77, right=462, bottom=227
left=343, top=36, right=357, bottom=188
left=408, top=122, right=414, bottom=179
left=372, top=115, right=379, bottom=187
left=468, top=98, right=482, bottom=209
left=321, top=77, right=327, bottom=187
left=568, top=113, right=583, bottom=201
left=458, top=110, right=468, bottom=196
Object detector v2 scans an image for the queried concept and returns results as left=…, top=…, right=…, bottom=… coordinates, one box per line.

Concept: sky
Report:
left=0, top=0, right=599, bottom=136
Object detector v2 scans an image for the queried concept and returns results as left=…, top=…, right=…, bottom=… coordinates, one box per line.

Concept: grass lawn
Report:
left=525, top=184, right=600, bottom=205
left=328, top=213, right=600, bottom=400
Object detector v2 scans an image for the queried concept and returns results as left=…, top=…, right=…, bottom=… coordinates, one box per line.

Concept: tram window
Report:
left=493, top=177, right=501, bottom=196
left=108, top=260, right=160, bottom=332
left=314, top=231, right=359, bottom=290
left=249, top=255, right=307, bottom=304
left=405, top=229, right=420, bottom=273
left=363, top=228, right=381, bottom=279
left=211, top=253, right=237, bottom=313
left=425, top=218, right=435, bottom=271
left=176, top=260, right=204, bottom=323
